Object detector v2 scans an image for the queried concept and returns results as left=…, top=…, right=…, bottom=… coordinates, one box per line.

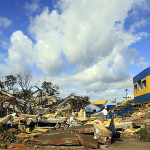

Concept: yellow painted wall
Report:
left=134, top=75, right=150, bottom=97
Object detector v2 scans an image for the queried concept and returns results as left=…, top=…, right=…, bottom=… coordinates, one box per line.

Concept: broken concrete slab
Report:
left=94, top=123, right=112, bottom=145
left=31, top=131, right=80, bottom=146
left=77, top=134, right=98, bottom=149
left=68, top=124, right=94, bottom=133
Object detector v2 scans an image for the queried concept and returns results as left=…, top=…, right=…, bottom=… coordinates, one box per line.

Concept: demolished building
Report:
left=0, top=68, right=149, bottom=149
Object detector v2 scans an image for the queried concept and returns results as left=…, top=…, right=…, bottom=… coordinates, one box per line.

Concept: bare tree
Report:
left=16, top=73, right=32, bottom=114
left=17, top=73, right=32, bottom=90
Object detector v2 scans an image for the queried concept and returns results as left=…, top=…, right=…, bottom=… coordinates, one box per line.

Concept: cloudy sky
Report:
left=0, top=0, right=150, bottom=104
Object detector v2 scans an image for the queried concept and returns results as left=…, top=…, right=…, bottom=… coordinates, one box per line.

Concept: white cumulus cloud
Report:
left=0, top=0, right=149, bottom=102
left=0, top=31, right=35, bottom=75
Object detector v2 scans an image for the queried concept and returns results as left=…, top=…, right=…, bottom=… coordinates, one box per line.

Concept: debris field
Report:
left=0, top=88, right=149, bottom=149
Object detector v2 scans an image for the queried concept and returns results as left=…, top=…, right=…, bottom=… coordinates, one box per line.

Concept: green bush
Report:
left=137, top=129, right=150, bottom=142
left=0, top=125, right=16, bottom=142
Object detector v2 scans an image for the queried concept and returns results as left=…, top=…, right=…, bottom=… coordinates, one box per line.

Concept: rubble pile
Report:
left=114, top=105, right=150, bottom=140
left=0, top=87, right=149, bottom=149
left=0, top=113, right=113, bottom=149
left=0, top=88, right=110, bottom=149
left=126, top=107, right=150, bottom=123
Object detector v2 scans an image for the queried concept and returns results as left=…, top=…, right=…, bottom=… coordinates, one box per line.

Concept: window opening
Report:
left=142, top=78, right=146, bottom=89
left=134, top=83, right=137, bottom=92
left=138, top=80, right=142, bottom=90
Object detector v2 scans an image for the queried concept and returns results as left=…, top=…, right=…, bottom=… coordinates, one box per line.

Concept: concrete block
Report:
left=94, top=123, right=112, bottom=144
left=77, top=134, right=98, bottom=149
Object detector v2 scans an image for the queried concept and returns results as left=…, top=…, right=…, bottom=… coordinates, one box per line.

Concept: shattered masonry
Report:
left=0, top=87, right=149, bottom=149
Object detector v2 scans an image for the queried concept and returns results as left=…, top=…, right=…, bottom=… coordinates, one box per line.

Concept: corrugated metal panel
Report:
left=133, top=67, right=150, bottom=84
left=134, top=93, right=150, bottom=104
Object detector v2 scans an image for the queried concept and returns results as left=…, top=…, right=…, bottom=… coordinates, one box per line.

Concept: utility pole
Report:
left=114, top=98, right=117, bottom=107
left=123, top=89, right=131, bottom=100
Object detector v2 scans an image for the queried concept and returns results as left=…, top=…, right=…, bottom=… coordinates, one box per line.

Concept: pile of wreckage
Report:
left=0, top=88, right=149, bottom=149
left=0, top=112, right=112, bottom=149
left=0, top=88, right=112, bottom=149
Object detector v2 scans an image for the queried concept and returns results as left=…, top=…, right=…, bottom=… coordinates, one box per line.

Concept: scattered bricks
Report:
left=68, top=124, right=94, bottom=133
left=94, top=123, right=112, bottom=145
left=8, top=128, right=17, bottom=133
left=77, top=134, right=98, bottom=149
left=31, top=131, right=80, bottom=146
left=15, top=133, right=29, bottom=141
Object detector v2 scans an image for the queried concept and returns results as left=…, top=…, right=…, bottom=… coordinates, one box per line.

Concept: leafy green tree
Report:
left=42, top=81, right=59, bottom=96
left=0, top=80, right=4, bottom=88
left=4, top=75, right=17, bottom=90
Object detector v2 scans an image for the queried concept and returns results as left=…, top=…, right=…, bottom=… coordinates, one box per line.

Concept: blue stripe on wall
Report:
left=116, top=105, right=134, bottom=116
left=134, top=93, right=150, bottom=104
left=133, top=67, right=150, bottom=84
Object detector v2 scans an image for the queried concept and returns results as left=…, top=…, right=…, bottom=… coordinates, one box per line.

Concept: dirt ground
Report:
left=108, top=138, right=150, bottom=150
left=0, top=138, right=149, bottom=150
